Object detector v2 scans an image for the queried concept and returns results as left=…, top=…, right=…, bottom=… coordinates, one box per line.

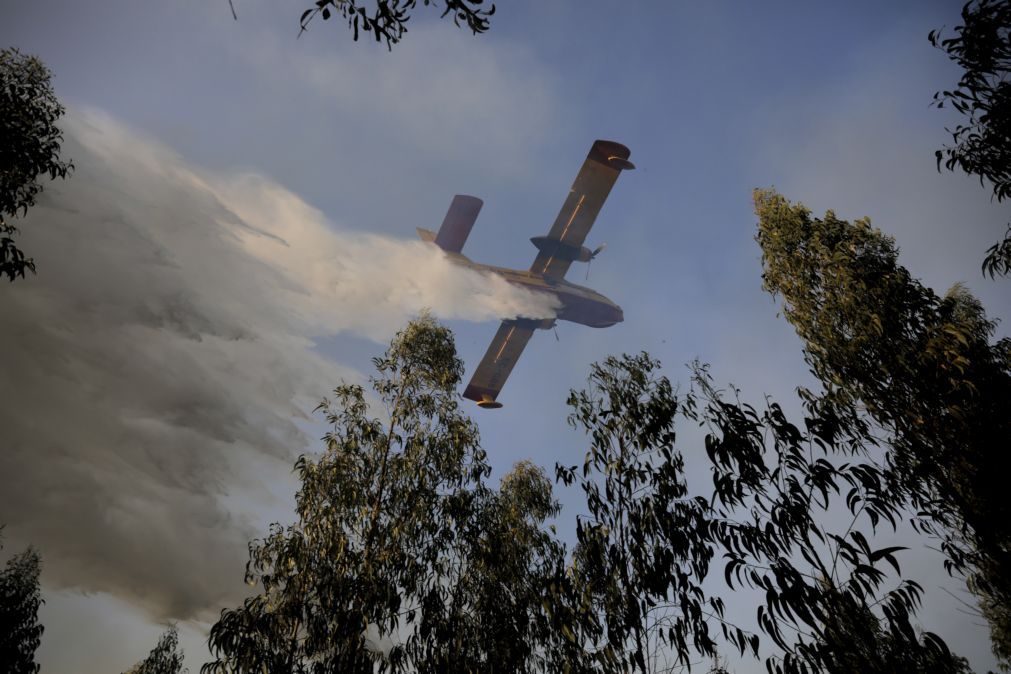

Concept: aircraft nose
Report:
left=613, top=304, right=624, bottom=324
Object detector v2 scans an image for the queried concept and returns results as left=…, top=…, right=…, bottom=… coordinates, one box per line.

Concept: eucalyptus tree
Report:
left=0, top=47, right=72, bottom=282
left=755, top=189, right=1011, bottom=667
left=202, top=315, right=571, bottom=673
left=125, top=626, right=187, bottom=674
left=560, top=353, right=972, bottom=674
left=203, top=307, right=987, bottom=672
left=557, top=353, right=721, bottom=673
left=685, top=362, right=972, bottom=674
left=0, top=536, right=43, bottom=674
left=930, top=0, right=1011, bottom=277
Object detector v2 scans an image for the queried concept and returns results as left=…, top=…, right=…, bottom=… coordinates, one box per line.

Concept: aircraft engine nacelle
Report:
left=530, top=236, right=597, bottom=262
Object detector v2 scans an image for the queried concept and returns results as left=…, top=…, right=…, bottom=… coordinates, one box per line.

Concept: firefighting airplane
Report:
left=417, top=139, right=634, bottom=409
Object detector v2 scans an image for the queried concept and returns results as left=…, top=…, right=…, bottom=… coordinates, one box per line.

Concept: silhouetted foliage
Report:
left=557, top=353, right=722, bottom=672
left=685, top=363, right=972, bottom=674
left=930, top=0, right=1011, bottom=276
left=561, top=353, right=971, bottom=674
left=0, top=47, right=72, bottom=283
left=755, top=188, right=1011, bottom=668
left=298, top=0, right=494, bottom=48
left=126, top=626, right=187, bottom=674
left=0, top=533, right=43, bottom=674
left=931, top=0, right=1011, bottom=200
left=982, top=224, right=1011, bottom=278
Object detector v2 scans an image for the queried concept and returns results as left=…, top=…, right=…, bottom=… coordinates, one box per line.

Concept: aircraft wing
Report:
left=462, top=319, right=538, bottom=408
left=529, top=139, right=634, bottom=281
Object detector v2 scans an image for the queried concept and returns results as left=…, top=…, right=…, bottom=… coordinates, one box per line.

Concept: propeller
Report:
left=585, top=243, right=607, bottom=280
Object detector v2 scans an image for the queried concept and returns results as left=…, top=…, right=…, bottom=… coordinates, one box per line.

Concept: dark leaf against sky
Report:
left=0, top=48, right=72, bottom=283
left=299, top=0, right=495, bottom=49
left=931, top=0, right=1011, bottom=201
left=125, top=626, right=187, bottom=674
left=756, top=188, right=1011, bottom=668
left=0, top=538, right=44, bottom=674
left=931, top=0, right=1011, bottom=277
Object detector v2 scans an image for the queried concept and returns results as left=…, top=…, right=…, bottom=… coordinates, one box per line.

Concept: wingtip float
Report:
left=419, top=139, right=634, bottom=409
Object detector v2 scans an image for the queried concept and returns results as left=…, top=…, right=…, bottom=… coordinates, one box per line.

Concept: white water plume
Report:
left=0, top=108, right=556, bottom=620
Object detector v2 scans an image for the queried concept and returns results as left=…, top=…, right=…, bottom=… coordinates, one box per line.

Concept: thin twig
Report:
left=940, top=586, right=984, bottom=617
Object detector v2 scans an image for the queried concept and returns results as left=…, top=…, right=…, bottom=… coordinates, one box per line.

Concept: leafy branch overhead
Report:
left=930, top=0, right=1011, bottom=276
left=931, top=0, right=1011, bottom=200
left=299, top=0, right=495, bottom=48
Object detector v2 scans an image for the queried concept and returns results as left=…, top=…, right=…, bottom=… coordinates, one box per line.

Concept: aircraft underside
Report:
left=500, top=274, right=623, bottom=329
left=416, top=139, right=634, bottom=407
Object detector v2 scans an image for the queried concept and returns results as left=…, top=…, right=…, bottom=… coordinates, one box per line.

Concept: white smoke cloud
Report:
left=209, top=174, right=560, bottom=339
left=0, top=108, right=558, bottom=620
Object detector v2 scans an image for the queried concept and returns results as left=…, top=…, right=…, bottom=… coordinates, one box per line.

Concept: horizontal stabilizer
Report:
left=417, top=227, right=437, bottom=243
left=435, top=195, right=483, bottom=253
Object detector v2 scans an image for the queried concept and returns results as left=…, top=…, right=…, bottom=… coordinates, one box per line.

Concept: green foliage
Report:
left=982, top=225, right=1011, bottom=278
left=206, top=312, right=985, bottom=673
left=930, top=0, right=1011, bottom=276
left=0, top=47, right=72, bottom=283
left=126, top=626, right=187, bottom=674
left=755, top=188, right=1011, bottom=668
left=560, top=353, right=971, bottom=674
left=931, top=0, right=1011, bottom=201
left=557, top=353, right=720, bottom=672
left=814, top=587, right=972, bottom=674
left=0, top=537, right=44, bottom=674
left=437, top=459, right=568, bottom=671
left=203, top=314, right=569, bottom=673
left=685, top=364, right=972, bottom=674
left=298, top=0, right=494, bottom=48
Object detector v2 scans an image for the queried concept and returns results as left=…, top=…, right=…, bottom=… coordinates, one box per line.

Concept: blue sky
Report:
left=1, top=1, right=1009, bottom=672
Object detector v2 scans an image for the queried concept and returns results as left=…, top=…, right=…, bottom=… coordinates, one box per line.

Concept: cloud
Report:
left=748, top=37, right=1010, bottom=318
left=228, top=21, right=558, bottom=181
left=0, top=108, right=558, bottom=621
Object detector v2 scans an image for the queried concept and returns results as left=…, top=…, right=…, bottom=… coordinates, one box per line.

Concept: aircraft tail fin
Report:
left=434, top=195, right=482, bottom=253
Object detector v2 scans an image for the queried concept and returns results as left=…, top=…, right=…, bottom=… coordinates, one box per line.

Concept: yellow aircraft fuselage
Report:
left=444, top=252, right=624, bottom=330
